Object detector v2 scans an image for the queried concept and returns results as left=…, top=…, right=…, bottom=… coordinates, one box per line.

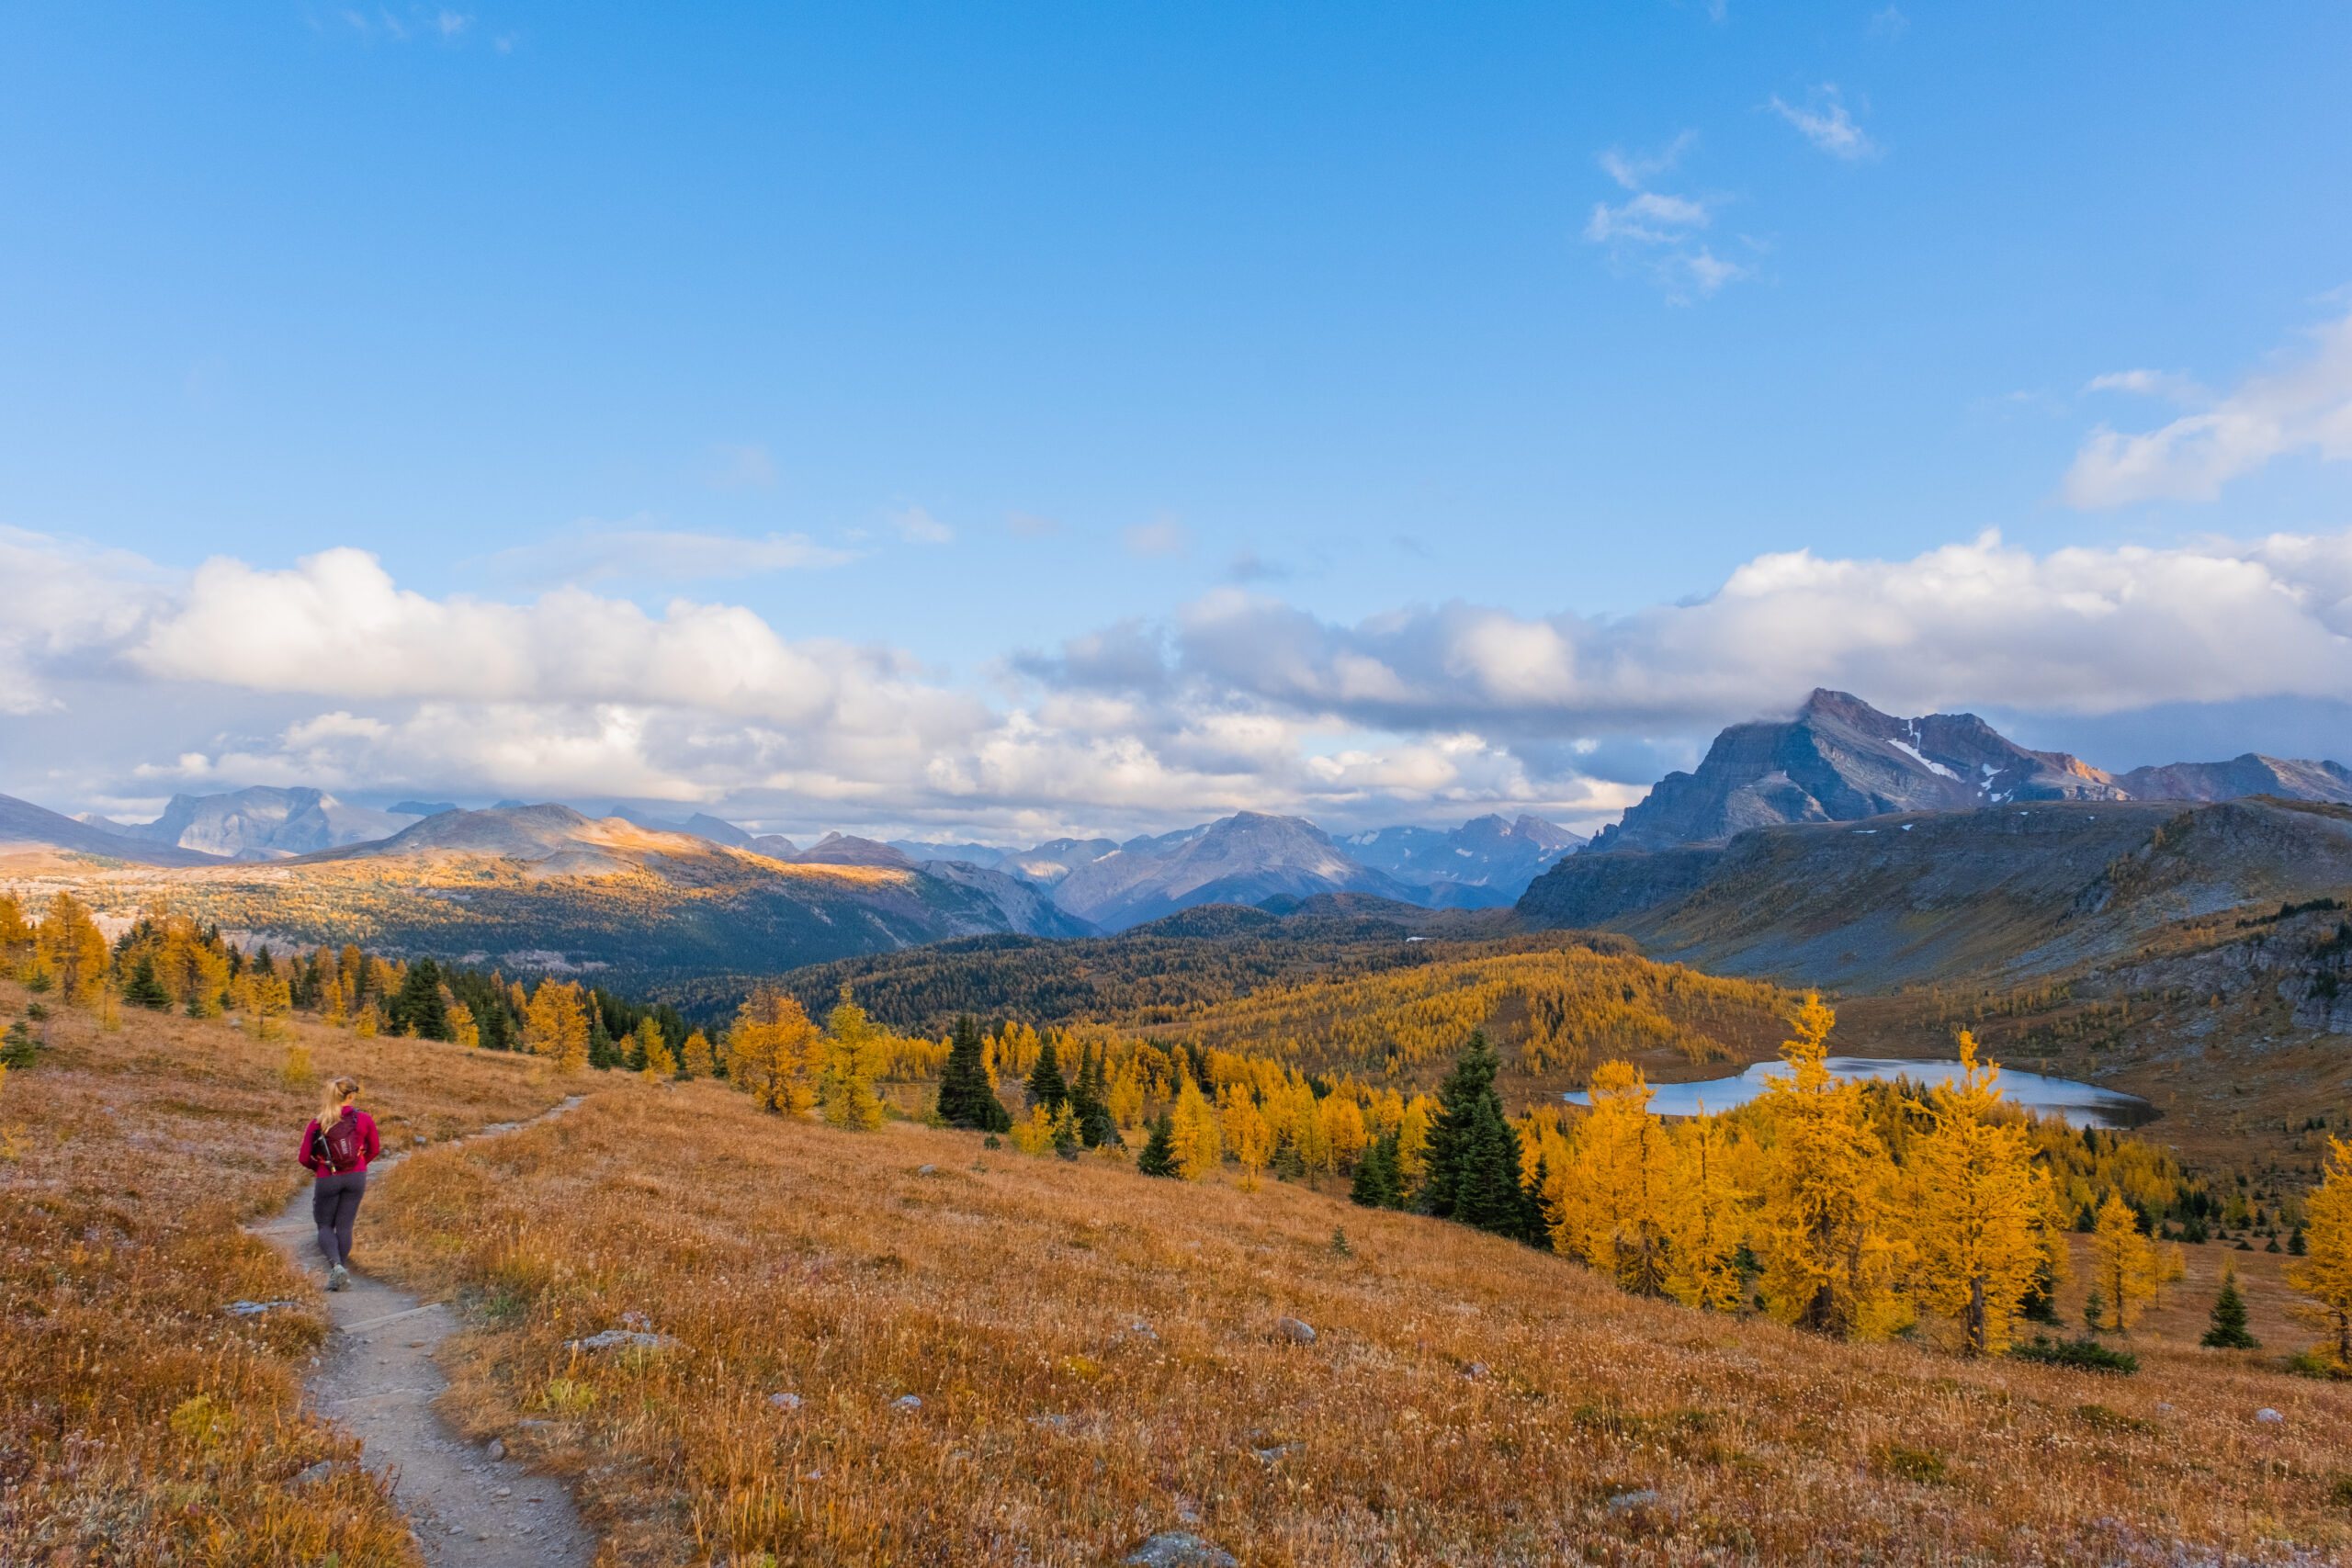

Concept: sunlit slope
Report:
left=1, top=805, right=1091, bottom=982
left=779, top=909, right=1794, bottom=1086
left=363, top=1082, right=2352, bottom=1567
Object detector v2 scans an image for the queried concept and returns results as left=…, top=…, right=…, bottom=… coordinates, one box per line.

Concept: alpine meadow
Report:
left=11, top=4, right=2352, bottom=1565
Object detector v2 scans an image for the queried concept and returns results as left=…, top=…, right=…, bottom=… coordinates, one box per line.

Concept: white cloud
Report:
left=1770, top=87, right=1880, bottom=161
left=1584, top=191, right=1711, bottom=245
left=891, top=506, right=955, bottom=544
left=2063, top=309, right=2352, bottom=507
left=1868, top=6, right=1908, bottom=40
left=1006, top=510, right=1061, bottom=537
left=1584, top=139, right=1747, bottom=302
left=1147, top=529, right=2352, bottom=728
left=1598, top=131, right=1698, bottom=192
left=485, top=522, right=855, bottom=586
left=1124, top=516, right=1192, bottom=558
left=10, top=527, right=2352, bottom=840
left=2083, top=368, right=2210, bottom=406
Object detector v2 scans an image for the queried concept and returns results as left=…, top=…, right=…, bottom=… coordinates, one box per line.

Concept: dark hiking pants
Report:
left=312, top=1168, right=368, bottom=1269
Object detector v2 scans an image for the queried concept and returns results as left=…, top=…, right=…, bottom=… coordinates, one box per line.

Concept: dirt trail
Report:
left=248, top=1096, right=595, bottom=1568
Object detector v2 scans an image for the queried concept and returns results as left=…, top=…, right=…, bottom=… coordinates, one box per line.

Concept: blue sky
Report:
left=5, top=2, right=2350, bottom=840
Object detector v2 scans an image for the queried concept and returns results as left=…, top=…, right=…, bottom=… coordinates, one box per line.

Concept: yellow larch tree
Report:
left=1222, top=1086, right=1272, bottom=1190
left=635, top=1018, right=676, bottom=1078
left=1906, top=1032, right=2042, bottom=1355
left=820, top=988, right=888, bottom=1131
left=0, top=894, right=35, bottom=976
left=1662, top=1111, right=1749, bottom=1312
left=1752, top=994, right=1911, bottom=1339
left=2288, top=1135, right=2352, bottom=1370
left=726, top=987, right=820, bottom=1114
left=1551, top=1060, right=1672, bottom=1296
left=1170, top=1071, right=1222, bottom=1180
left=2089, top=1190, right=2163, bottom=1332
left=525, top=979, right=590, bottom=1072
left=1395, top=1094, right=1434, bottom=1198
left=1320, top=1091, right=1370, bottom=1173
left=38, top=893, right=110, bottom=1008
left=679, top=1029, right=715, bottom=1079
left=447, top=1000, right=481, bottom=1049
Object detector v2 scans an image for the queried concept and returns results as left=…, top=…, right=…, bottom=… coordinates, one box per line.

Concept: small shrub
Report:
left=2330, top=1474, right=2352, bottom=1509
left=542, top=1377, right=598, bottom=1413
left=2075, top=1403, right=2155, bottom=1435
left=1881, top=1447, right=1949, bottom=1484
left=2283, top=1348, right=2350, bottom=1381
left=2009, top=1336, right=2139, bottom=1374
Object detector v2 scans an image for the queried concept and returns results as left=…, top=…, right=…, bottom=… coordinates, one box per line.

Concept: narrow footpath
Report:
left=247, top=1096, right=596, bottom=1568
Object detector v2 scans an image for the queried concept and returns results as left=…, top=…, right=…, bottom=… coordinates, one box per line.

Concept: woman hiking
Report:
left=300, top=1077, right=381, bottom=1292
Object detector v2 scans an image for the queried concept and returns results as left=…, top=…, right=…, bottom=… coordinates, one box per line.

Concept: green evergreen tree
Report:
left=1136, top=1111, right=1179, bottom=1177
left=387, top=957, right=452, bottom=1042
left=936, top=1015, right=1013, bottom=1132
left=2290, top=1224, right=2308, bottom=1256
left=1419, top=1032, right=1529, bottom=1237
left=2082, top=1288, right=2106, bottom=1335
left=1519, top=1150, right=1555, bottom=1251
left=123, top=953, right=171, bottom=1010
left=2200, top=1266, right=2260, bottom=1348
left=1026, top=1038, right=1069, bottom=1114
left=1069, top=1044, right=1117, bottom=1147
left=1350, top=1129, right=1400, bottom=1209
left=587, top=1008, right=618, bottom=1070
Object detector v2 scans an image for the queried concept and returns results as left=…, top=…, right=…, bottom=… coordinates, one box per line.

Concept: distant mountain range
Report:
left=76, top=785, right=426, bottom=860
left=1590, top=688, right=2350, bottom=853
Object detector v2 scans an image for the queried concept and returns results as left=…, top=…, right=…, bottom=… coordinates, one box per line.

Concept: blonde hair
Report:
left=319, top=1077, right=361, bottom=1120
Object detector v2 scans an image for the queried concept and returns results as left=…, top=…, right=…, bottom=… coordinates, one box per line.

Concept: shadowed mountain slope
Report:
left=0, top=792, right=230, bottom=868
left=1523, top=796, right=2352, bottom=991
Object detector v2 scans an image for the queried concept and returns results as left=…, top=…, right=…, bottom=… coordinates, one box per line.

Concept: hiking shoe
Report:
left=326, top=1265, right=351, bottom=1292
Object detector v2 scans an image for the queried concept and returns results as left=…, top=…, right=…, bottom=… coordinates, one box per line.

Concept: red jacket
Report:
left=300, top=1106, right=382, bottom=1176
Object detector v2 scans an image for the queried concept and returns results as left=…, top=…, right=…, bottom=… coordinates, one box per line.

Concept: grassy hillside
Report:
left=9, top=974, right=2352, bottom=1564
left=361, top=1080, right=2352, bottom=1566
left=0, top=974, right=567, bottom=1565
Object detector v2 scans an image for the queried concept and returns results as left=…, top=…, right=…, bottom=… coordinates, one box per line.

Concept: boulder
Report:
left=1273, top=1315, right=1316, bottom=1345
left=1120, top=1531, right=1239, bottom=1567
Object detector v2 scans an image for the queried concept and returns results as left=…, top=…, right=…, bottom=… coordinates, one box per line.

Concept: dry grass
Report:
left=0, top=978, right=569, bottom=1565
left=366, top=1080, right=2352, bottom=1567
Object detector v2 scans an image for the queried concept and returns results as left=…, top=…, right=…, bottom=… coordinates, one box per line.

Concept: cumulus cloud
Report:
left=1770, top=87, right=1881, bottom=160
left=11, top=527, right=2352, bottom=840
left=2064, top=309, right=2352, bottom=506
left=1057, top=529, right=2352, bottom=732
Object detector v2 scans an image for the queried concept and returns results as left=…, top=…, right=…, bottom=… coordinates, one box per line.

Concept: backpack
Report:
left=318, top=1111, right=365, bottom=1172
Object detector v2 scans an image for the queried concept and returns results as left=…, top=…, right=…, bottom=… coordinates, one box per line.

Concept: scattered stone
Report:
left=486, top=1438, right=505, bottom=1461
left=917, top=1164, right=937, bottom=1176
left=495, top=1486, right=512, bottom=1498
left=893, top=1394, right=923, bottom=1413
left=1273, top=1316, right=1316, bottom=1345
left=227, top=1300, right=300, bottom=1316
left=1250, top=1441, right=1302, bottom=1465
left=2155, top=1404, right=2176, bottom=1416
left=1125, top=1320, right=1159, bottom=1343
left=769, top=1391, right=803, bottom=1411
left=413, top=1134, right=428, bottom=1145
left=1608, top=1489, right=1661, bottom=1512
left=517, top=1418, right=553, bottom=1430
left=1029, top=1414, right=1073, bottom=1431
left=1121, top=1530, right=1239, bottom=1567
left=566, top=1328, right=680, bottom=1353
left=293, top=1461, right=334, bottom=1487
left=2256, top=1408, right=2285, bottom=1424
left=1464, top=1361, right=1489, bottom=1380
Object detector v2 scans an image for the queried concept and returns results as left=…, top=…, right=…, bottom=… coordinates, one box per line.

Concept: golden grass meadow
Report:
left=6, top=979, right=2352, bottom=1565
